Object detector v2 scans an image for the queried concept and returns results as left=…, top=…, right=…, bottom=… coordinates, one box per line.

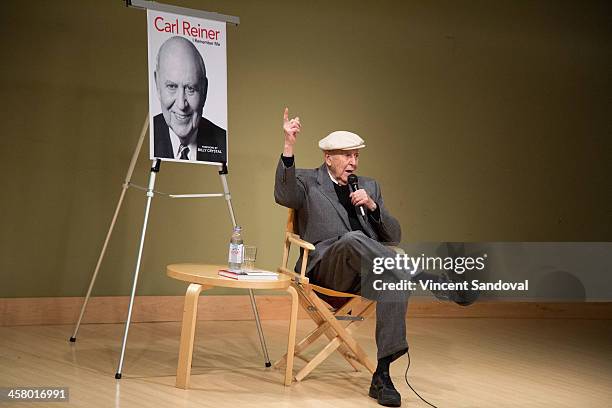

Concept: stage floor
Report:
left=1, top=317, right=610, bottom=407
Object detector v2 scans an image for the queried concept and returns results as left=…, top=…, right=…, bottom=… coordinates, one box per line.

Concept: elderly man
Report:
left=153, top=36, right=226, bottom=163
left=274, top=109, right=476, bottom=407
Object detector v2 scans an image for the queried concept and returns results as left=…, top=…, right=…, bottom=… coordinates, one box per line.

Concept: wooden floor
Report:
left=1, top=317, right=611, bottom=407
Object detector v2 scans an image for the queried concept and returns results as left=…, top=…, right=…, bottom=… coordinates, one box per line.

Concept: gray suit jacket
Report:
left=274, top=157, right=401, bottom=273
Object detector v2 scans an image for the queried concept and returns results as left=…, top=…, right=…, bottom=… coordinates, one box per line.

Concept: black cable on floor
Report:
left=404, top=351, right=439, bottom=408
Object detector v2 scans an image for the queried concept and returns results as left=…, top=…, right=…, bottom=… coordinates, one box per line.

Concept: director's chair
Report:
left=274, top=209, right=377, bottom=382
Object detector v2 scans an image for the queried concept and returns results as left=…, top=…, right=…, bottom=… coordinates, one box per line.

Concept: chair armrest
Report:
left=282, top=232, right=315, bottom=282
left=278, top=267, right=309, bottom=284
left=287, top=233, right=315, bottom=251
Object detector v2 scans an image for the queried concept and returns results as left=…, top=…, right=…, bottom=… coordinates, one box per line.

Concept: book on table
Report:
left=218, top=268, right=279, bottom=281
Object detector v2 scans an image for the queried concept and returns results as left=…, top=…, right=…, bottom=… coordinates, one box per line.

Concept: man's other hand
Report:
left=283, top=107, right=301, bottom=156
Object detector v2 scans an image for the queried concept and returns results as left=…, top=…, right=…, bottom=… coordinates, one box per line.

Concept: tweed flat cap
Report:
left=318, top=131, right=366, bottom=151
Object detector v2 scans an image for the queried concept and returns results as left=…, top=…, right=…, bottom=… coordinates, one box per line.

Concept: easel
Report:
left=69, top=2, right=269, bottom=379
left=69, top=115, right=271, bottom=378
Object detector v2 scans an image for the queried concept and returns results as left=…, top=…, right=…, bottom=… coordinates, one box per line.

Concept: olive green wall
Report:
left=1, top=0, right=610, bottom=297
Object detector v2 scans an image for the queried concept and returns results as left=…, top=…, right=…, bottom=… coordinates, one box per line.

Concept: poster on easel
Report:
left=147, top=9, right=227, bottom=165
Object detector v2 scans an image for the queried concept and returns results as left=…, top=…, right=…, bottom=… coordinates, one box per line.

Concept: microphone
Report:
left=347, top=174, right=366, bottom=217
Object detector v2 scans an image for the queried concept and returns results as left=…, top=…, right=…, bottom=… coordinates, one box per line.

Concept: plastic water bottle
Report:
left=228, top=226, right=244, bottom=271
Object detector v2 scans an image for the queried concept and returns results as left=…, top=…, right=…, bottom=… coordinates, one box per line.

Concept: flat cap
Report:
left=318, top=131, right=366, bottom=151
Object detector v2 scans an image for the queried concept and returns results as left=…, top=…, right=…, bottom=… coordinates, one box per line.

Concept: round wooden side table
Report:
left=166, top=263, right=298, bottom=388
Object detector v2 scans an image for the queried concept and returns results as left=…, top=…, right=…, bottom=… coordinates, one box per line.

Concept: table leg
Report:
left=284, top=285, right=299, bottom=386
left=176, top=283, right=210, bottom=389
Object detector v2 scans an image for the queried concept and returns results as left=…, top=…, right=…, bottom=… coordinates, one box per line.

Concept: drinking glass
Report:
left=242, top=245, right=257, bottom=270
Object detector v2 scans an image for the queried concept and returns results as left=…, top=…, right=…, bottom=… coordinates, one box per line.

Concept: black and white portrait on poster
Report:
left=147, top=9, right=228, bottom=165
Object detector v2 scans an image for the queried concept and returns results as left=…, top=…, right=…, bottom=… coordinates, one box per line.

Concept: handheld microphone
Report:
left=347, top=174, right=366, bottom=217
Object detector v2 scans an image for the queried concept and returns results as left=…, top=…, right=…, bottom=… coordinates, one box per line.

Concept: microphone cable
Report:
left=404, top=351, right=439, bottom=408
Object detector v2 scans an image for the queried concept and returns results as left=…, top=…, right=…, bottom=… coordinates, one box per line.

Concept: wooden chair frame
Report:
left=275, top=209, right=376, bottom=382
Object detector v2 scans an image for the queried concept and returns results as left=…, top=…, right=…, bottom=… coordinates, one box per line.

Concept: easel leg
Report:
left=218, top=166, right=271, bottom=367
left=115, top=159, right=160, bottom=379
left=249, top=289, right=271, bottom=367
left=218, top=165, right=237, bottom=226
left=70, top=115, right=149, bottom=342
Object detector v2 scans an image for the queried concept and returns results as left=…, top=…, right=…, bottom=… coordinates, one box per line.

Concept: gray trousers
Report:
left=309, top=231, right=411, bottom=360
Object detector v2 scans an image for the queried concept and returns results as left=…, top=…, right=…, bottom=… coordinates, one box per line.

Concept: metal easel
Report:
left=69, top=113, right=271, bottom=378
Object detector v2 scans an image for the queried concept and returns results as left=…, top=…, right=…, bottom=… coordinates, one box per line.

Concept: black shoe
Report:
left=440, top=270, right=480, bottom=306
left=369, top=371, right=402, bottom=407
